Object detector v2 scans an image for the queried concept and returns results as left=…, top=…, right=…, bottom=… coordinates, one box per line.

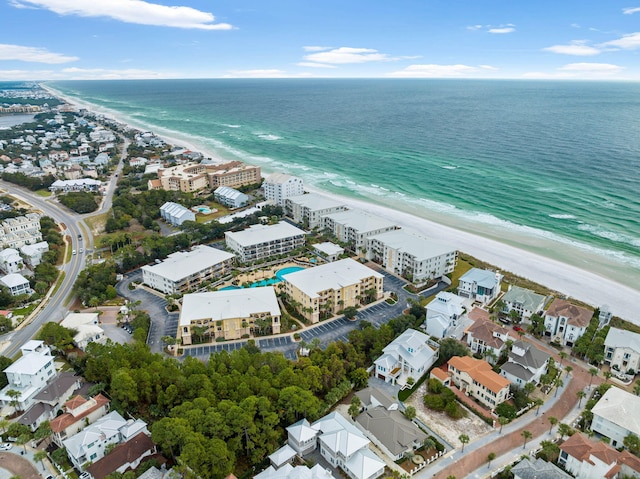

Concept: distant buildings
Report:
left=501, top=285, right=547, bottom=321
left=141, top=245, right=235, bottom=295
left=373, top=329, right=438, bottom=387
left=365, top=229, right=457, bottom=282
left=283, top=258, right=384, bottom=324
left=263, top=173, right=304, bottom=206
left=543, top=298, right=593, bottom=346
left=285, top=193, right=347, bottom=228
left=178, top=286, right=281, bottom=344
left=457, top=268, right=502, bottom=305
left=424, top=292, right=466, bottom=339
left=49, top=178, right=102, bottom=193
left=214, top=186, right=249, bottom=209
left=151, top=161, right=261, bottom=193
left=159, top=201, right=195, bottom=226
left=591, top=386, right=640, bottom=448
left=604, top=327, right=640, bottom=375
left=225, top=221, right=306, bottom=263
left=447, top=356, right=510, bottom=409
left=321, top=209, right=399, bottom=252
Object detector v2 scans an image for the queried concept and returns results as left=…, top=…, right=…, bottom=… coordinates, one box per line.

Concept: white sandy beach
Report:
left=45, top=85, right=640, bottom=324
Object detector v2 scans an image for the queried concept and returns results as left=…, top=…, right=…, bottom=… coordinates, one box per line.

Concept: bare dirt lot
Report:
left=406, top=381, right=492, bottom=447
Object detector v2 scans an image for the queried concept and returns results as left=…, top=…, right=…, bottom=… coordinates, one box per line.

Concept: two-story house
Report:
left=604, top=327, right=640, bottom=375
left=457, top=268, right=502, bottom=305
left=50, top=394, right=111, bottom=447
left=500, top=340, right=550, bottom=388
left=501, top=285, right=547, bottom=322
left=374, top=329, right=438, bottom=387
left=591, top=386, right=640, bottom=448
left=544, top=299, right=593, bottom=346
left=465, top=318, right=512, bottom=364
left=447, top=356, right=510, bottom=410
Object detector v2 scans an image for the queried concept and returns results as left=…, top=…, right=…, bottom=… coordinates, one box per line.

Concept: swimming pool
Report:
left=219, top=266, right=305, bottom=291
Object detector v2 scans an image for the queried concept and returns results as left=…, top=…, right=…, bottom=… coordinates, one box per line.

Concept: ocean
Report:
left=44, top=79, right=640, bottom=289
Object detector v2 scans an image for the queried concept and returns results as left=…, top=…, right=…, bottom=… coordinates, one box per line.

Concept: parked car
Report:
left=0, top=442, right=12, bottom=451
left=513, top=325, right=524, bottom=332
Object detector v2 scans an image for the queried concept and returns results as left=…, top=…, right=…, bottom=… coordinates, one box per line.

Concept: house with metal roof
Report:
left=424, top=292, right=466, bottom=339
left=373, top=329, right=438, bottom=387
left=512, top=457, right=572, bottom=479
left=591, top=386, right=640, bottom=448
left=214, top=185, right=249, bottom=209
left=457, top=268, right=502, bottom=305
left=501, top=285, right=547, bottom=321
left=159, top=201, right=195, bottom=226
left=500, top=340, right=550, bottom=388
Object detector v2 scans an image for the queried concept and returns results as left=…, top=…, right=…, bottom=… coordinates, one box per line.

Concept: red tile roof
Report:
left=50, top=394, right=109, bottom=433
left=546, top=299, right=593, bottom=328
left=448, top=356, right=510, bottom=394
left=86, top=433, right=155, bottom=479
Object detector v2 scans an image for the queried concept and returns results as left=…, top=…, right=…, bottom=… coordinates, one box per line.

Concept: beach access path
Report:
left=419, top=342, right=601, bottom=479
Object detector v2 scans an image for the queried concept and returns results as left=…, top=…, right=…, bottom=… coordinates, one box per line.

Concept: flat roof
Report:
left=141, top=245, right=235, bottom=282
left=225, top=221, right=306, bottom=247
left=287, top=193, right=346, bottom=211
left=368, top=229, right=456, bottom=260
left=61, top=312, right=99, bottom=328
left=312, top=241, right=344, bottom=255
left=180, top=286, right=281, bottom=326
left=323, top=209, right=398, bottom=233
left=284, top=258, right=383, bottom=299
left=5, top=352, right=52, bottom=375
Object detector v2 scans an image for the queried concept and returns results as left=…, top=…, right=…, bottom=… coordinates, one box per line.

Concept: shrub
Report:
left=495, top=402, right=517, bottom=420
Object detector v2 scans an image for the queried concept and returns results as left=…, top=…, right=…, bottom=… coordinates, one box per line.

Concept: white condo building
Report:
left=225, top=221, right=306, bottom=263
left=365, top=229, right=457, bottom=282
left=322, top=209, right=399, bottom=252
left=263, top=173, right=304, bottom=206
left=285, top=193, right=347, bottom=228
left=179, top=286, right=281, bottom=344
left=141, top=245, right=235, bottom=294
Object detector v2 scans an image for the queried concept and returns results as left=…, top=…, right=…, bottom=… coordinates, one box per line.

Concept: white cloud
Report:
left=304, top=47, right=397, bottom=64
left=571, top=23, right=581, bottom=28
left=0, top=67, right=172, bottom=80
left=558, top=62, right=624, bottom=73
left=296, top=62, right=336, bottom=69
left=543, top=41, right=601, bottom=56
left=600, top=32, right=640, bottom=50
left=11, top=0, right=232, bottom=30
left=0, top=43, right=78, bottom=63
left=488, top=27, right=515, bottom=34
left=623, top=7, right=640, bottom=14
left=303, top=46, right=332, bottom=52
left=387, top=64, right=494, bottom=78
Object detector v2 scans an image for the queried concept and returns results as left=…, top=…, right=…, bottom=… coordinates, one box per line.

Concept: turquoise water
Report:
left=220, top=266, right=305, bottom=290
left=42, top=79, right=640, bottom=287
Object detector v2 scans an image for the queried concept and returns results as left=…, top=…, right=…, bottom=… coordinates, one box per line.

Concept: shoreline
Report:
left=42, top=84, right=640, bottom=323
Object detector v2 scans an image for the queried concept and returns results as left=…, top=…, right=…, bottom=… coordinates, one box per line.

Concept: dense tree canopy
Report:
left=58, top=191, right=99, bottom=214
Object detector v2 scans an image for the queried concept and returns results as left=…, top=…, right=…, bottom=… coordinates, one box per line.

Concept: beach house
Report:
left=50, top=394, right=111, bottom=447
left=224, top=221, right=306, bottom=263
left=141, top=245, right=235, bottom=294
left=501, top=285, right=547, bottom=321
left=373, top=329, right=438, bottom=386
left=365, top=228, right=457, bottom=282
left=457, top=268, right=502, bottom=305
left=282, top=258, right=384, bottom=324
left=543, top=298, right=593, bottom=346
left=424, top=291, right=466, bottom=339
left=447, top=356, right=510, bottom=409
left=590, top=386, right=640, bottom=448
left=178, top=286, right=281, bottom=344
left=604, top=327, right=640, bottom=375
left=500, top=340, right=550, bottom=388
left=465, top=318, right=512, bottom=364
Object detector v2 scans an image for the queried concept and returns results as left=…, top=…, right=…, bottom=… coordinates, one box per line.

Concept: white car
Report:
left=0, top=442, right=12, bottom=451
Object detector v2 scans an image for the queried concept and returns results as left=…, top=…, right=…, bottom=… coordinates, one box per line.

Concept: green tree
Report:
left=348, top=396, right=362, bottom=419
left=589, top=367, right=598, bottom=388
left=37, top=322, right=77, bottom=351
left=577, top=390, right=587, bottom=407
left=33, top=450, right=48, bottom=471
left=459, top=434, right=469, bottom=452
left=487, top=452, right=496, bottom=468
left=350, top=367, right=369, bottom=390
left=524, top=382, right=535, bottom=397
left=438, top=338, right=470, bottom=365
left=558, top=423, right=573, bottom=440
left=498, top=416, right=509, bottom=434
left=624, top=434, right=640, bottom=454
left=548, top=416, right=558, bottom=435
left=404, top=406, right=417, bottom=421
left=534, top=398, right=544, bottom=416
left=521, top=430, right=532, bottom=449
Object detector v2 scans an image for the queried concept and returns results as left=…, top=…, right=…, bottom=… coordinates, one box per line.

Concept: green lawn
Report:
left=34, top=189, right=52, bottom=197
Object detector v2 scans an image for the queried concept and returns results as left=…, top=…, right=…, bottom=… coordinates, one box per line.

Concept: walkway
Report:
left=0, top=451, right=42, bottom=479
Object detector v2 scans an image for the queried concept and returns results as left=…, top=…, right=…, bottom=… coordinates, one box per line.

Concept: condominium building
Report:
left=285, top=193, right=347, bottom=228
left=447, top=356, right=510, bottom=409
left=178, top=286, right=281, bottom=344
left=0, top=213, right=42, bottom=249
left=365, top=229, right=457, bottom=282
left=263, top=173, right=304, bottom=206
left=141, top=245, right=236, bottom=294
left=322, top=209, right=399, bottom=252
left=159, top=201, right=195, bottom=226
left=225, top=221, right=306, bottom=263
left=283, top=258, right=384, bottom=324
left=214, top=186, right=249, bottom=209
left=151, top=161, right=261, bottom=193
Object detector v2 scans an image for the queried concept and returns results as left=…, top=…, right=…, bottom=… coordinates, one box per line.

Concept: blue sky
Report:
left=1, top=0, right=639, bottom=80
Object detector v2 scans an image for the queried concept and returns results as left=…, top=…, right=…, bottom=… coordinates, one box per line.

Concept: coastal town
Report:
left=1, top=84, right=640, bottom=479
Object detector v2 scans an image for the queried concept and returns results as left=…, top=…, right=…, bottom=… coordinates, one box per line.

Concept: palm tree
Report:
left=565, top=365, right=573, bottom=378
left=459, top=434, right=470, bottom=452
left=558, top=423, right=573, bottom=440
left=521, top=430, right=532, bottom=449
left=524, top=382, right=536, bottom=397
left=603, top=371, right=613, bottom=383
left=588, top=367, right=598, bottom=388
left=559, top=351, right=568, bottom=365
left=548, top=416, right=558, bottom=435
left=487, top=452, right=496, bottom=469
left=577, top=390, right=587, bottom=407
left=534, top=398, right=544, bottom=415
left=498, top=416, right=509, bottom=434
left=33, top=450, right=48, bottom=471
left=634, top=381, right=640, bottom=396
left=554, top=378, right=564, bottom=398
